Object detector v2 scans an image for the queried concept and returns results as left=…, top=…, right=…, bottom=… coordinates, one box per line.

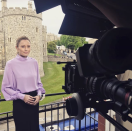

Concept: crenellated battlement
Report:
left=1, top=7, right=42, bottom=19
left=47, top=33, right=59, bottom=37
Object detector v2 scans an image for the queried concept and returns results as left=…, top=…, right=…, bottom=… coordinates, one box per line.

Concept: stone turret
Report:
left=0, top=0, right=46, bottom=77
left=1, top=0, right=7, bottom=9
left=28, top=1, right=32, bottom=10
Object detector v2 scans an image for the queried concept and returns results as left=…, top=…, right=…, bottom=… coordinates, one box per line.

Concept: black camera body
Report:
left=34, top=0, right=132, bottom=130
left=59, top=28, right=132, bottom=125
left=76, top=28, right=132, bottom=77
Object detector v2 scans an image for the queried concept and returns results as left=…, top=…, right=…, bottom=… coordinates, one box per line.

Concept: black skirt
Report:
left=13, top=90, right=40, bottom=131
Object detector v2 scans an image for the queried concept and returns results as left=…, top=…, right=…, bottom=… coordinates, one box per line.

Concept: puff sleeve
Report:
left=35, top=60, right=45, bottom=96
left=1, top=62, right=25, bottom=101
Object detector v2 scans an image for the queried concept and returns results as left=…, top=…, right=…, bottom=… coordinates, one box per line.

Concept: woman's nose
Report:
left=25, top=47, right=29, bottom=50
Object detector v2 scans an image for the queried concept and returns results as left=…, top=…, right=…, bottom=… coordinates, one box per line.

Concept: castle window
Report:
left=24, top=16, right=26, bottom=20
left=10, top=38, right=11, bottom=42
left=36, top=27, right=38, bottom=32
left=22, top=16, right=23, bottom=20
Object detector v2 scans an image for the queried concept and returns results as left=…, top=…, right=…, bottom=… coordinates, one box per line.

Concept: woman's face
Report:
left=16, top=40, right=31, bottom=57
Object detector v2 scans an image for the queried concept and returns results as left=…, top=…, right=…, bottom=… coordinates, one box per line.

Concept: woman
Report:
left=1, top=36, right=45, bottom=131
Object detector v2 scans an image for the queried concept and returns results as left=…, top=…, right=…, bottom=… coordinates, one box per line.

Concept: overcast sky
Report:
left=0, top=0, right=90, bottom=40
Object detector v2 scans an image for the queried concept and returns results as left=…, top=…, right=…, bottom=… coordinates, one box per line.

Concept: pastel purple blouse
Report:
left=1, top=54, right=45, bottom=101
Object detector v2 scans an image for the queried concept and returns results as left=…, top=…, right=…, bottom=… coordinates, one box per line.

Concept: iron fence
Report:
left=0, top=93, right=98, bottom=131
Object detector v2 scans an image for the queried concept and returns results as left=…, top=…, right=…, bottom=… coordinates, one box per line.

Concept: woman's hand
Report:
left=23, top=95, right=35, bottom=105
left=33, top=96, right=40, bottom=105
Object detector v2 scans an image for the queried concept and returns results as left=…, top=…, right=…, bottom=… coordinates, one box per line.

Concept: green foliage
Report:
left=53, top=40, right=61, bottom=46
left=60, top=35, right=88, bottom=50
left=84, top=41, right=88, bottom=44
left=67, top=42, right=75, bottom=51
left=75, top=42, right=83, bottom=50
left=60, top=35, right=68, bottom=47
left=47, top=41, right=56, bottom=53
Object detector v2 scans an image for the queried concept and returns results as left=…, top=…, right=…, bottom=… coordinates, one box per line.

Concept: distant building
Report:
left=88, top=38, right=98, bottom=44
left=56, top=45, right=66, bottom=54
left=56, top=45, right=66, bottom=50
left=47, top=33, right=60, bottom=42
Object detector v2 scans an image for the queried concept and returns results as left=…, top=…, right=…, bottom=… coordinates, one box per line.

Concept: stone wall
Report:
left=2, top=7, right=42, bottom=20
left=0, top=32, right=5, bottom=69
left=42, top=25, right=48, bottom=62
left=48, top=55, right=73, bottom=62
left=0, top=11, right=2, bottom=16
left=47, top=33, right=60, bottom=42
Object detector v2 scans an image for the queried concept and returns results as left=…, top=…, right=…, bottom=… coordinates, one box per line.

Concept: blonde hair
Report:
left=16, top=36, right=30, bottom=55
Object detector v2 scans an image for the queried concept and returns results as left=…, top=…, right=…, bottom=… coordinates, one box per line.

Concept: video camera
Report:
left=34, top=0, right=132, bottom=130
left=58, top=27, right=132, bottom=122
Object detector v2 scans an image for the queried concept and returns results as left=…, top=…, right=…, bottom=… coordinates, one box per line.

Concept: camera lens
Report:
left=66, top=97, right=78, bottom=116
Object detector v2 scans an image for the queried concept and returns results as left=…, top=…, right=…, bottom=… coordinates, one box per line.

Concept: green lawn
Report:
left=0, top=62, right=70, bottom=113
left=48, top=53, right=62, bottom=56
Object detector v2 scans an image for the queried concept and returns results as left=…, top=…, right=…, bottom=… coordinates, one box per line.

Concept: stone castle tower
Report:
left=47, top=33, right=60, bottom=42
left=0, top=0, right=48, bottom=77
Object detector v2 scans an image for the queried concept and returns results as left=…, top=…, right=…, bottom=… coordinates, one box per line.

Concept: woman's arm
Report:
left=33, top=60, right=45, bottom=105
left=88, top=0, right=132, bottom=28
left=35, top=60, right=45, bottom=96
left=1, top=62, right=25, bottom=101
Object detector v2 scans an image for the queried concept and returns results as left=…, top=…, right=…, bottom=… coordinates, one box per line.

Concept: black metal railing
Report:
left=0, top=93, right=98, bottom=131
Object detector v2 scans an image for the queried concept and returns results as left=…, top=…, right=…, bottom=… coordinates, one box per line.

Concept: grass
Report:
left=48, top=53, right=62, bottom=56
left=0, top=62, right=70, bottom=113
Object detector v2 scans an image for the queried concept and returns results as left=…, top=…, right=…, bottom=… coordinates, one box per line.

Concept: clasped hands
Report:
left=23, top=95, right=41, bottom=105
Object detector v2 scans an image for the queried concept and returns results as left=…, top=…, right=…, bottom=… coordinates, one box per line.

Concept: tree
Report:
left=67, top=42, right=75, bottom=51
left=80, top=37, right=86, bottom=44
left=47, top=42, right=56, bottom=53
left=53, top=40, right=61, bottom=46
left=60, top=35, right=88, bottom=50
left=75, top=42, right=83, bottom=50
left=60, top=35, right=68, bottom=47
left=84, top=41, right=88, bottom=44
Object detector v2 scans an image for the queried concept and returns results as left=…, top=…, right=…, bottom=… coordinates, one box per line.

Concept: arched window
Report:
left=36, top=27, right=38, bottom=32
left=24, top=16, right=26, bottom=20
left=10, top=38, right=11, bottom=42
left=22, top=16, right=23, bottom=20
